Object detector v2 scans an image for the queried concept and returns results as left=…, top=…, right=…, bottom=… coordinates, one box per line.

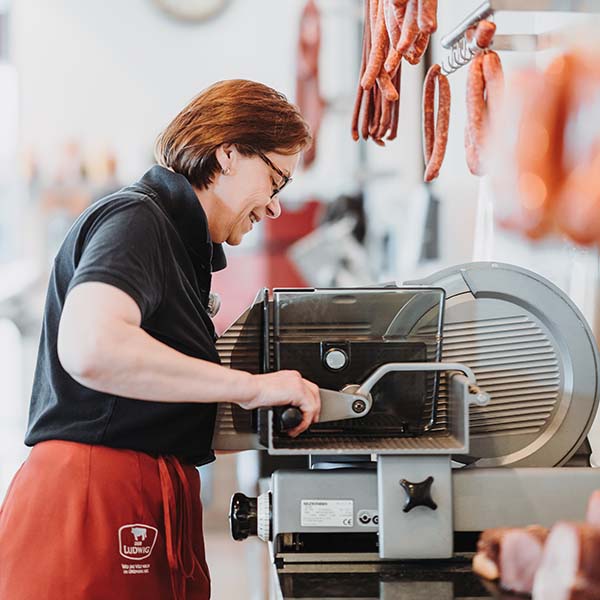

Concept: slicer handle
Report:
left=280, top=407, right=303, bottom=431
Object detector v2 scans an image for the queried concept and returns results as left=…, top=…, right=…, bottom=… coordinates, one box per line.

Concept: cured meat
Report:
left=474, top=20, right=496, bottom=49
left=473, top=526, right=548, bottom=596
left=515, top=54, right=573, bottom=238
left=404, top=33, right=430, bottom=65
left=362, top=0, right=388, bottom=90
left=532, top=522, right=600, bottom=600
left=296, top=0, right=325, bottom=168
left=554, top=51, right=600, bottom=245
left=466, top=53, right=486, bottom=175
left=422, top=64, right=450, bottom=182
left=396, top=0, right=419, bottom=54
left=417, top=0, right=437, bottom=34
left=465, top=50, right=504, bottom=176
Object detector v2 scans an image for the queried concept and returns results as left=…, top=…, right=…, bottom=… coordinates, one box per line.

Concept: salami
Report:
left=422, top=64, right=438, bottom=163
left=516, top=54, right=572, bottom=238
left=417, top=0, right=438, bottom=34
left=387, top=62, right=402, bottom=140
left=362, top=0, right=388, bottom=90
left=482, top=50, right=504, bottom=115
left=396, top=0, right=419, bottom=55
left=475, top=20, right=496, bottom=49
left=404, top=33, right=430, bottom=65
left=296, top=0, right=324, bottom=168
left=422, top=65, right=451, bottom=182
left=465, top=53, right=486, bottom=175
left=384, top=0, right=401, bottom=47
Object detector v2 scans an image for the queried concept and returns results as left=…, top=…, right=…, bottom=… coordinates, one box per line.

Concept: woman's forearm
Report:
left=66, top=319, right=256, bottom=405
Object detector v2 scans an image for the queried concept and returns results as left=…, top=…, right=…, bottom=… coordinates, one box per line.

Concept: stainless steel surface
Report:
left=267, top=369, right=483, bottom=455
left=441, top=0, right=600, bottom=49
left=378, top=455, right=453, bottom=559
left=317, top=388, right=374, bottom=423
left=408, top=262, right=600, bottom=467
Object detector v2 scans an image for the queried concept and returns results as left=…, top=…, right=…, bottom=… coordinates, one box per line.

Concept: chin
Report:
left=225, top=235, right=243, bottom=246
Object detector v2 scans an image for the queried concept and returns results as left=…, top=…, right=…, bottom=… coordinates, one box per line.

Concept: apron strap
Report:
left=158, top=456, right=204, bottom=600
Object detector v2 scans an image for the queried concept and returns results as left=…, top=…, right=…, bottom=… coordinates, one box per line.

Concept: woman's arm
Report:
left=58, top=282, right=320, bottom=436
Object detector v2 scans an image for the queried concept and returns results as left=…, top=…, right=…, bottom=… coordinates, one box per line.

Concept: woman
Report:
left=0, top=79, right=321, bottom=600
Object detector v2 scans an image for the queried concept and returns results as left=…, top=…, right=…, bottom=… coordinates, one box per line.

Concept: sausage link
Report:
left=465, top=124, right=482, bottom=176
left=424, top=69, right=451, bottom=182
left=376, top=98, right=393, bottom=139
left=361, top=86, right=373, bottom=140
left=388, top=62, right=402, bottom=140
left=417, top=0, right=438, bottom=34
left=466, top=53, right=486, bottom=175
left=475, top=20, right=496, bottom=49
left=352, top=1, right=372, bottom=141
left=396, top=0, right=419, bottom=54
left=377, top=69, right=399, bottom=101
left=404, top=33, right=430, bottom=65
left=384, top=0, right=401, bottom=47
left=362, top=0, right=389, bottom=90
left=390, top=0, right=407, bottom=30
left=422, top=63, right=439, bottom=164
left=353, top=0, right=371, bottom=140
left=482, top=50, right=504, bottom=115
left=385, top=48, right=402, bottom=76
left=369, top=84, right=382, bottom=138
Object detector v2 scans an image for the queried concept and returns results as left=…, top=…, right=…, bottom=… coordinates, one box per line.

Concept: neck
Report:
left=192, top=185, right=225, bottom=243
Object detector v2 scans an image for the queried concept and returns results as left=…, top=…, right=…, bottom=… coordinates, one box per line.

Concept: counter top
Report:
left=275, top=556, right=523, bottom=599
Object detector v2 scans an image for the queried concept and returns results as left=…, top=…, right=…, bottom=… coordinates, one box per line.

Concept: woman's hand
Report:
left=239, top=370, right=321, bottom=437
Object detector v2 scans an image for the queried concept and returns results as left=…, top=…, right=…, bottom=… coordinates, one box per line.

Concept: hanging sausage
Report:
left=296, top=0, right=325, bottom=168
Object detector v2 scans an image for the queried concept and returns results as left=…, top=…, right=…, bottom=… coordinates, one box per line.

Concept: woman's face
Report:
left=208, top=145, right=300, bottom=246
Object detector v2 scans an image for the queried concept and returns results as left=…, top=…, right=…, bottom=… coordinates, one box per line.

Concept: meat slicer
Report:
left=212, top=262, right=600, bottom=563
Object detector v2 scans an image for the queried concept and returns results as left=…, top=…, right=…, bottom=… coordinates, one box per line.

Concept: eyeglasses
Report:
left=253, top=149, right=292, bottom=199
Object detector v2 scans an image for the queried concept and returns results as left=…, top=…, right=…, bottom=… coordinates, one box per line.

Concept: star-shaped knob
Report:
left=399, top=476, right=437, bottom=513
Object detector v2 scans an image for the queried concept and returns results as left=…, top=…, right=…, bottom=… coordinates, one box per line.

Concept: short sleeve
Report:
left=67, top=202, right=165, bottom=320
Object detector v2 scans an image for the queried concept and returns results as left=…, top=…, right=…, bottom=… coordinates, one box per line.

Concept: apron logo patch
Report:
left=118, top=523, right=158, bottom=561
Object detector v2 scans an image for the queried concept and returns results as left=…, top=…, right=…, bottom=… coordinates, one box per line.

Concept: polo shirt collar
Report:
left=138, top=165, right=226, bottom=272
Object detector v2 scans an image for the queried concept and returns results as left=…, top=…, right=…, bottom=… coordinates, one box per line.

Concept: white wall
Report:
left=11, top=0, right=374, bottom=200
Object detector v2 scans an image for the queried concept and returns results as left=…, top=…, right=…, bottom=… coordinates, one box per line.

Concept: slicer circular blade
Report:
left=411, top=262, right=600, bottom=467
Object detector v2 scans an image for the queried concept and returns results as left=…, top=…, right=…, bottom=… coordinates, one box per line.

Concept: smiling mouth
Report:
left=249, top=212, right=260, bottom=224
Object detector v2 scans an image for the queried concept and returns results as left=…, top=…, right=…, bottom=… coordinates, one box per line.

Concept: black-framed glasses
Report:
left=253, top=149, right=292, bottom=199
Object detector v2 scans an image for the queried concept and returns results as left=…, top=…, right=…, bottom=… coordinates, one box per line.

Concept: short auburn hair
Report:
left=155, top=79, right=312, bottom=189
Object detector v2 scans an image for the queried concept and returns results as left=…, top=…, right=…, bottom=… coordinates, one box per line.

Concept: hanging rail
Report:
left=441, top=0, right=600, bottom=49
left=439, top=0, right=600, bottom=76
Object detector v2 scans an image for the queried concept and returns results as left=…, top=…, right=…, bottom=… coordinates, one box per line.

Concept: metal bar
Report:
left=441, top=0, right=600, bottom=49
left=441, top=1, right=494, bottom=49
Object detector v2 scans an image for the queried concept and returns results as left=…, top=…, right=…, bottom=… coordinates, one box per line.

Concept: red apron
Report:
left=0, top=440, right=210, bottom=600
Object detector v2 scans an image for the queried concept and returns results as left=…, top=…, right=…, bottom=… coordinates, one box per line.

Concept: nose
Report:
left=266, top=195, right=282, bottom=219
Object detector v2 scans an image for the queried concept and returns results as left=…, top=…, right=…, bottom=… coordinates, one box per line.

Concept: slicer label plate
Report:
left=300, top=499, right=354, bottom=528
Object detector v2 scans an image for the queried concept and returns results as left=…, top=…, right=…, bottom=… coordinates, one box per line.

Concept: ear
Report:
left=215, top=144, right=237, bottom=174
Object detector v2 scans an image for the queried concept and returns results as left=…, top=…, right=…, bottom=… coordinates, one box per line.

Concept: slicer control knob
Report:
left=399, top=476, right=438, bottom=513
left=323, top=348, right=349, bottom=371
left=229, top=492, right=257, bottom=541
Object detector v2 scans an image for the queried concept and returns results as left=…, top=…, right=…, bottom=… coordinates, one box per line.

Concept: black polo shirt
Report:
left=25, top=165, right=227, bottom=466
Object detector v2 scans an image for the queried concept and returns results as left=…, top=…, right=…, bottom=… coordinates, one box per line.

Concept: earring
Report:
left=222, top=167, right=231, bottom=176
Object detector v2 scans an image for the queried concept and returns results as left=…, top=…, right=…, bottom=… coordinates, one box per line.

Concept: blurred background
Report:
left=1, top=0, right=600, bottom=597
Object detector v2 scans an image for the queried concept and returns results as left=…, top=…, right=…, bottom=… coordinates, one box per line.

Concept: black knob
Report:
left=399, top=476, right=437, bottom=513
left=229, top=492, right=257, bottom=541
left=280, top=407, right=303, bottom=431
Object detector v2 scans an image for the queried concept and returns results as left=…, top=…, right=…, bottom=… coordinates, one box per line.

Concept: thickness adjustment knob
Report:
left=229, top=492, right=257, bottom=541
left=399, top=476, right=438, bottom=513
